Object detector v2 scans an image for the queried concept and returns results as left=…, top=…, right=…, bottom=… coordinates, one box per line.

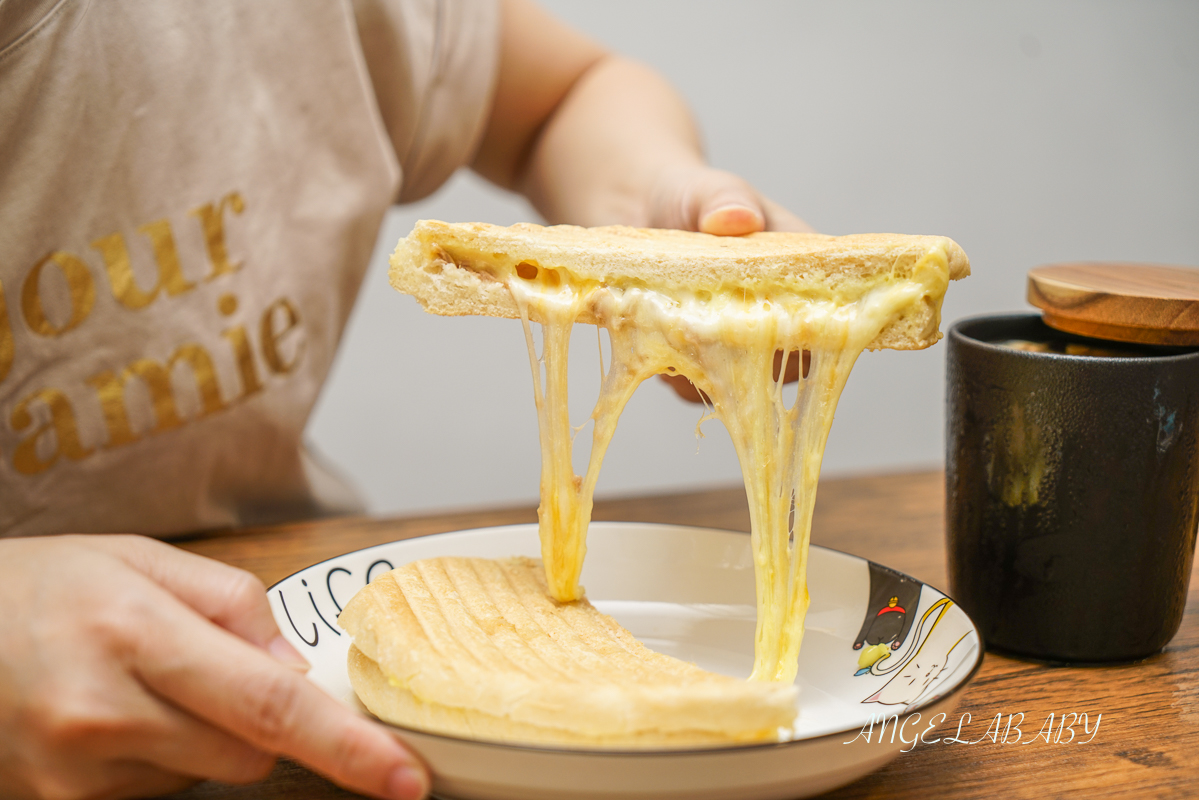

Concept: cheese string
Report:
left=506, top=252, right=946, bottom=682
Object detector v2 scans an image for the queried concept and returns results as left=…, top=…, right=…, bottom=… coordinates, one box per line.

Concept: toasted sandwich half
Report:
left=340, top=556, right=797, bottom=746
left=389, top=221, right=968, bottom=350
left=382, top=221, right=967, bottom=687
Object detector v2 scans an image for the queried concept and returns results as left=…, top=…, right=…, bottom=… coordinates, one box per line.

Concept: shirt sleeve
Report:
left=351, top=0, right=500, bottom=203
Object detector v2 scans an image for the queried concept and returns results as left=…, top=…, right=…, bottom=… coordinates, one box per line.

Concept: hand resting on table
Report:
left=0, top=535, right=427, bottom=800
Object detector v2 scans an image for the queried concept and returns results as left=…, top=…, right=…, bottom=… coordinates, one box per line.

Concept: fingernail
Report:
left=707, top=202, right=758, bottom=215
left=700, top=204, right=764, bottom=235
left=268, top=635, right=311, bottom=672
left=387, top=765, right=429, bottom=800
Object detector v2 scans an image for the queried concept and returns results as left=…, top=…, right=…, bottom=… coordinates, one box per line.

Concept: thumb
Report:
left=699, top=202, right=765, bottom=236
left=695, top=180, right=816, bottom=235
left=682, top=169, right=767, bottom=236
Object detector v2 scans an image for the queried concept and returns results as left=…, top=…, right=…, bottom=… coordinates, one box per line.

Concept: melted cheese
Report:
left=501, top=252, right=948, bottom=683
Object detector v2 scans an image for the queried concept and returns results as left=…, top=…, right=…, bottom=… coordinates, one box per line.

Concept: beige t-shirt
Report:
left=0, top=0, right=499, bottom=536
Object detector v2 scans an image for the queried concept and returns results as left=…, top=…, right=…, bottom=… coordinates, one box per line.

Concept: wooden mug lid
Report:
left=1027, top=262, right=1199, bottom=346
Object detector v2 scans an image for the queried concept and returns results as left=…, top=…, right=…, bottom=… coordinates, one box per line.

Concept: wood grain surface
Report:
left=160, top=470, right=1199, bottom=799
left=1027, top=262, right=1199, bottom=345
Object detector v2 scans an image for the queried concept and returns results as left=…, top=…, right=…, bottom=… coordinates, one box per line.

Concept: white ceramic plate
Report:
left=268, top=523, right=983, bottom=800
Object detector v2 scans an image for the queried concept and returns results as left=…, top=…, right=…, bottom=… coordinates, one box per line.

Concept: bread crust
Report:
left=348, top=645, right=781, bottom=747
left=389, top=221, right=969, bottom=350
left=339, top=556, right=796, bottom=745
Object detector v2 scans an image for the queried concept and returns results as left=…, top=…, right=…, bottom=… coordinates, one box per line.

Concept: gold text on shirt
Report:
left=20, top=252, right=96, bottom=337
left=0, top=191, right=308, bottom=474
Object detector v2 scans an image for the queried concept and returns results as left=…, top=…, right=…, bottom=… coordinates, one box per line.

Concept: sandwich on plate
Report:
left=339, top=221, right=968, bottom=746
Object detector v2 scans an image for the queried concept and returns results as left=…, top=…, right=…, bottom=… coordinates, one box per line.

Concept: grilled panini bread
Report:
left=339, top=557, right=797, bottom=746
left=374, top=220, right=968, bottom=702
left=389, top=220, right=969, bottom=350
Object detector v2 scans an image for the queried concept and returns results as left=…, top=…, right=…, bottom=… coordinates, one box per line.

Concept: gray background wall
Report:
left=307, top=1, right=1199, bottom=516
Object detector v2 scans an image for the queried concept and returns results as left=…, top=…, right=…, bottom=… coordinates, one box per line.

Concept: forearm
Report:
left=520, top=56, right=706, bottom=228
left=471, top=0, right=808, bottom=236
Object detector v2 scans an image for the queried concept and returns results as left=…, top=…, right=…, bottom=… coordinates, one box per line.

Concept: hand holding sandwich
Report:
left=474, top=0, right=812, bottom=239
left=474, top=0, right=810, bottom=405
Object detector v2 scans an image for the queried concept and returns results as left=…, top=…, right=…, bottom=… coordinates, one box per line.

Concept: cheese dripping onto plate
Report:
left=496, top=249, right=949, bottom=682
left=387, top=222, right=966, bottom=684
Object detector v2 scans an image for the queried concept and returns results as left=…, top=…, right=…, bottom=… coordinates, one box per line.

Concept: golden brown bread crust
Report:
left=347, top=645, right=778, bottom=747
left=339, top=556, right=796, bottom=745
left=388, top=221, right=970, bottom=350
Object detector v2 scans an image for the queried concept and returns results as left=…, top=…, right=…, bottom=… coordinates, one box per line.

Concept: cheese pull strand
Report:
left=387, top=223, right=965, bottom=686
left=503, top=246, right=948, bottom=682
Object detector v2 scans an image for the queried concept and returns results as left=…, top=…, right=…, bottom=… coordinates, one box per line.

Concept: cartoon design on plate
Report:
left=852, top=562, right=922, bottom=673
left=860, top=597, right=975, bottom=711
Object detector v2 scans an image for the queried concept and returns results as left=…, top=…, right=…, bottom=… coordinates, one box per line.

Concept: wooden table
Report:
left=163, top=470, right=1199, bottom=799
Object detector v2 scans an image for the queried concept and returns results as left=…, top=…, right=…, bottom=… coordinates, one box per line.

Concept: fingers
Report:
left=675, top=168, right=765, bottom=235
left=760, top=195, right=815, bottom=233
left=661, top=167, right=814, bottom=236
left=134, top=598, right=428, bottom=800
left=4, top=540, right=292, bottom=799
left=83, top=535, right=310, bottom=671
left=692, top=170, right=764, bottom=235
left=77, top=764, right=197, bottom=800
left=30, top=766, right=196, bottom=800
left=33, top=655, right=278, bottom=788
left=662, top=350, right=810, bottom=401
left=774, top=349, right=811, bottom=383
left=131, top=697, right=278, bottom=784
left=658, top=373, right=709, bottom=403
left=699, top=203, right=764, bottom=236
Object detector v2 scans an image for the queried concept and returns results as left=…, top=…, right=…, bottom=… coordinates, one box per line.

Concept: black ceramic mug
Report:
left=946, top=313, right=1199, bottom=662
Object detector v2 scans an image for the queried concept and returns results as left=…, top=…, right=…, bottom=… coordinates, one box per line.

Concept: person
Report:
left=0, top=1, right=808, bottom=798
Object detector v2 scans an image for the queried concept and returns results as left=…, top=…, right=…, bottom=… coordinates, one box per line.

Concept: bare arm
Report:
left=472, top=0, right=811, bottom=235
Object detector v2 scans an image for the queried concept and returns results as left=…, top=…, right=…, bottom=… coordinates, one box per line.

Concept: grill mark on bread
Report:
left=350, top=222, right=967, bottom=743
left=342, top=556, right=799, bottom=744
